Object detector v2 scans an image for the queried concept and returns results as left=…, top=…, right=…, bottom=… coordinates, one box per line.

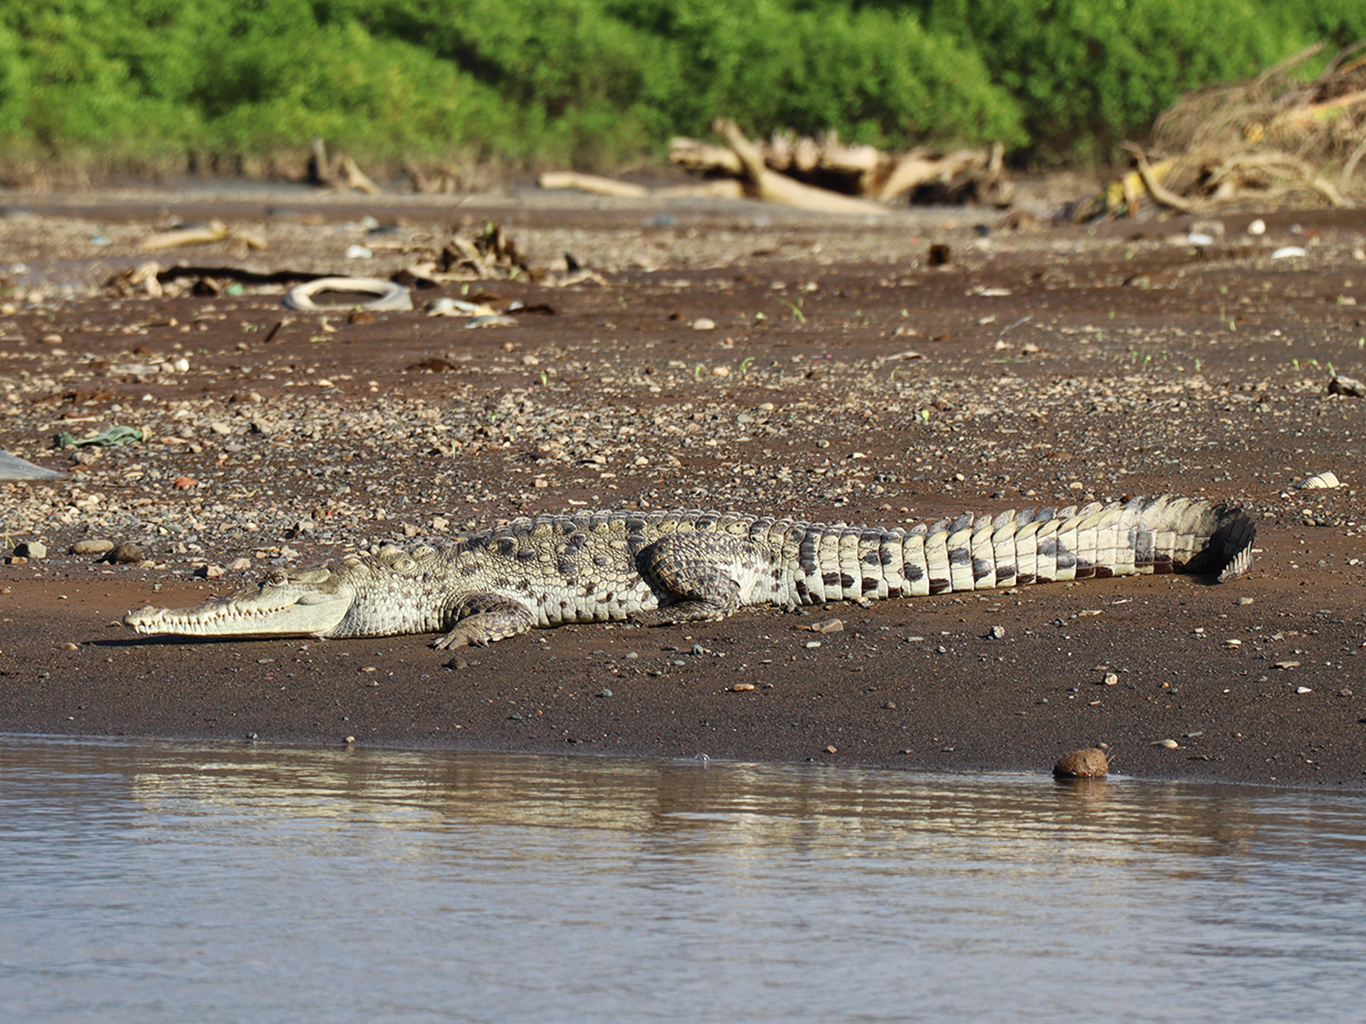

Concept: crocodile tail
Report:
left=1190, top=502, right=1256, bottom=582
left=890, top=496, right=1253, bottom=595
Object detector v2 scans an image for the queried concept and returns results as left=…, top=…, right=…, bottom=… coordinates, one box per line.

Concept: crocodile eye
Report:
left=265, top=572, right=288, bottom=586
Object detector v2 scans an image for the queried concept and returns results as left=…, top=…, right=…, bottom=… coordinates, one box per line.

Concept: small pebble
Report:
left=1153, top=739, right=1180, bottom=749
left=691, top=317, right=716, bottom=331
left=808, top=618, right=843, bottom=634
left=13, top=541, right=46, bottom=559
left=988, top=625, right=1006, bottom=639
left=1238, top=596, right=1255, bottom=606
left=71, top=539, right=116, bottom=555
left=1247, top=218, right=1266, bottom=235
left=804, top=640, right=822, bottom=649
left=729, top=683, right=755, bottom=692
left=598, top=688, right=613, bottom=698
left=824, top=745, right=838, bottom=754
left=1102, top=672, right=1119, bottom=686
left=1297, top=686, right=1313, bottom=695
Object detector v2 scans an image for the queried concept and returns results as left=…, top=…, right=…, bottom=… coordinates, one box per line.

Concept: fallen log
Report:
left=538, top=172, right=650, bottom=199
left=712, top=119, right=888, bottom=216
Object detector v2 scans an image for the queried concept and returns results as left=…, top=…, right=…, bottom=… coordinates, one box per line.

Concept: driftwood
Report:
left=307, top=136, right=382, bottom=195
left=542, top=123, right=1009, bottom=213
left=669, top=125, right=1009, bottom=207
left=137, top=220, right=231, bottom=251
left=538, top=172, right=650, bottom=199
left=1081, top=41, right=1366, bottom=219
left=711, top=119, right=889, bottom=215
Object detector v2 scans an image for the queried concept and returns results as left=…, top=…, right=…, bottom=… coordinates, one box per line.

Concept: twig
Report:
left=1122, top=144, right=1197, bottom=213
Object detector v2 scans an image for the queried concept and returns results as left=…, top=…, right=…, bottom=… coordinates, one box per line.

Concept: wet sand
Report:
left=1, top=183, right=1364, bottom=786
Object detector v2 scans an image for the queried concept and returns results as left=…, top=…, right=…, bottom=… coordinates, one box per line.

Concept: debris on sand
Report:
left=0, top=451, right=66, bottom=481
left=1072, top=41, right=1366, bottom=219
left=543, top=122, right=1011, bottom=213
left=672, top=121, right=1011, bottom=209
left=1329, top=374, right=1366, bottom=396
left=283, top=277, right=412, bottom=312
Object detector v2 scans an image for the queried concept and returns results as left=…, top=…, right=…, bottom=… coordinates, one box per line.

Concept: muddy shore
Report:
left=1, top=182, right=1364, bottom=787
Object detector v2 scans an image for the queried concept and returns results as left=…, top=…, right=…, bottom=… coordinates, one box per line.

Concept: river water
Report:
left=2, top=736, right=1361, bottom=1023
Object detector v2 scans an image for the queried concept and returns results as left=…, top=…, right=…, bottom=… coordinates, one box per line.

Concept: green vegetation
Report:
left=1, top=0, right=1364, bottom=177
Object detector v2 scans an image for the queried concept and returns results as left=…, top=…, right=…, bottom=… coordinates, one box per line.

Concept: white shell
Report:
left=1297, top=471, right=1340, bottom=489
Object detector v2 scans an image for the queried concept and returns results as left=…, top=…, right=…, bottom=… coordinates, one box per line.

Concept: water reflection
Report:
left=2, top=736, right=1364, bottom=1024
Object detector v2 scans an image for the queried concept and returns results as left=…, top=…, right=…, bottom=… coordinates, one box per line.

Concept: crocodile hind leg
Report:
left=434, top=594, right=535, bottom=648
left=632, top=532, right=751, bottom=624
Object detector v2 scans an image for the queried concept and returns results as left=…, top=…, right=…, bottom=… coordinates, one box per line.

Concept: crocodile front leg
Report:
left=434, top=594, right=535, bottom=648
left=631, top=532, right=750, bottom=624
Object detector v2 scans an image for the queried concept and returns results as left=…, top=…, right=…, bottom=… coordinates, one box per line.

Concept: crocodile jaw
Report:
left=123, top=572, right=353, bottom=638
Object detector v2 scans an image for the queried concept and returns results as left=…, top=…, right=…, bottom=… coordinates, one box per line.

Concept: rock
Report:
left=0, top=451, right=65, bottom=480
left=13, top=541, right=46, bottom=559
left=105, top=542, right=145, bottom=564
left=195, top=564, right=226, bottom=579
left=690, top=318, right=716, bottom=331
left=1328, top=375, right=1365, bottom=397
left=808, top=617, right=844, bottom=634
left=1053, top=747, right=1108, bottom=778
left=988, top=624, right=1006, bottom=639
left=229, top=557, right=253, bottom=571
left=71, top=539, right=116, bottom=555
left=729, top=683, right=756, bottom=692
left=1246, top=218, right=1266, bottom=235
left=1152, top=739, right=1180, bottom=749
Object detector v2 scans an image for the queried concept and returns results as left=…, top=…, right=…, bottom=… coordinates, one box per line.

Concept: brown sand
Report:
left=1, top=185, right=1364, bottom=787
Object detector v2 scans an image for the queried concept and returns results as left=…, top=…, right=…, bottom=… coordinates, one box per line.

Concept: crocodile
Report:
left=122, top=496, right=1254, bottom=648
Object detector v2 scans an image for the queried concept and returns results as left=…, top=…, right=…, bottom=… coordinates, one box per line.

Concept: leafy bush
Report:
left=0, top=0, right=1360, bottom=174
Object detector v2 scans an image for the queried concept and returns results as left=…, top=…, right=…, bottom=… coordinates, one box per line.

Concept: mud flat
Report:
left=1, top=184, right=1364, bottom=787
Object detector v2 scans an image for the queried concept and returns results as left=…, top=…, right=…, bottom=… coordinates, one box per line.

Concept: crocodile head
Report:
left=123, top=567, right=354, bottom=638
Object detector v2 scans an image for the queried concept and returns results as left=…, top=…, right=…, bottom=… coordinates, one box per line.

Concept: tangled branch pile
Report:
left=1144, top=41, right=1366, bottom=210
left=669, top=121, right=1011, bottom=211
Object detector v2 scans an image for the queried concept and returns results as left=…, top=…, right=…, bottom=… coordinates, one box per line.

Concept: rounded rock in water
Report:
left=1053, top=747, right=1108, bottom=778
